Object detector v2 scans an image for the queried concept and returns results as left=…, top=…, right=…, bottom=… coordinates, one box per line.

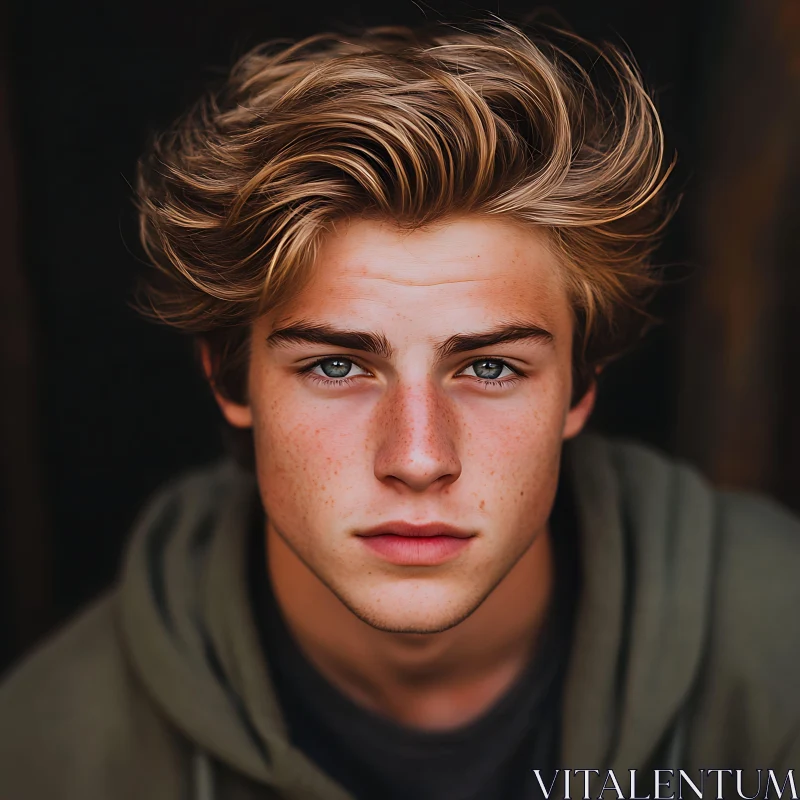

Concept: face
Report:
left=216, top=216, right=594, bottom=633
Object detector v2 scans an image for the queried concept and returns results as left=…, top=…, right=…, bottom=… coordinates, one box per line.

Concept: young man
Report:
left=1, top=19, right=799, bottom=800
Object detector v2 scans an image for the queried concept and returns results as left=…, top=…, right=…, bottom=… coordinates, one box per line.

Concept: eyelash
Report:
left=298, top=356, right=526, bottom=390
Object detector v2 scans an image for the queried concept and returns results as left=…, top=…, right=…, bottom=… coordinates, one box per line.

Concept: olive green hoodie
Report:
left=1, top=434, right=799, bottom=799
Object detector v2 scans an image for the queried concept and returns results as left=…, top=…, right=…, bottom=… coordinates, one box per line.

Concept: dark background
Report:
left=1, top=0, right=798, bottom=671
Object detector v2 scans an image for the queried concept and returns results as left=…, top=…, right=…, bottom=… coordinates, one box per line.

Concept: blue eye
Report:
left=300, top=355, right=523, bottom=390
left=303, top=357, right=369, bottom=385
left=315, top=357, right=359, bottom=379
left=463, top=359, right=514, bottom=381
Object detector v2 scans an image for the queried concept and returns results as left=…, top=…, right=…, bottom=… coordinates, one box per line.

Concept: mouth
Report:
left=356, top=522, right=475, bottom=566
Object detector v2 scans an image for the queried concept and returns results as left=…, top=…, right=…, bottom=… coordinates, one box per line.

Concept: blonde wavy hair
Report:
left=136, top=19, right=673, bottom=405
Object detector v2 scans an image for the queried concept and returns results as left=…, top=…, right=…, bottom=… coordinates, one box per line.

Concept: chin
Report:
left=336, top=579, right=489, bottom=635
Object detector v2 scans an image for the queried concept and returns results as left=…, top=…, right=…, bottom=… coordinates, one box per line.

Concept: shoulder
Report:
left=589, top=433, right=800, bottom=558
left=608, top=438, right=800, bottom=745
left=610, top=438, right=800, bottom=754
left=0, top=593, right=186, bottom=799
left=691, top=489, right=800, bottom=761
left=605, top=436, right=800, bottom=655
left=707, top=489, right=800, bottom=685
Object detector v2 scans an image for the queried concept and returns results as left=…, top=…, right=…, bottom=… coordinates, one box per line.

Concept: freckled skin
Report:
left=213, top=215, right=595, bottom=726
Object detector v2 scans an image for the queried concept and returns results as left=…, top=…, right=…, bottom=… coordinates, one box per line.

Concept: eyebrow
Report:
left=266, top=320, right=554, bottom=361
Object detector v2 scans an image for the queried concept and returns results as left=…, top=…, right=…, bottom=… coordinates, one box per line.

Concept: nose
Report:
left=373, top=379, right=462, bottom=492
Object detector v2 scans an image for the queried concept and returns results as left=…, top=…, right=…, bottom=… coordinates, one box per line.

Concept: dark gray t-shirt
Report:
left=249, top=465, right=579, bottom=800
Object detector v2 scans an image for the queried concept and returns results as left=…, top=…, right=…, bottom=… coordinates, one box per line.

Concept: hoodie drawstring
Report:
left=193, top=748, right=215, bottom=800
left=664, top=704, right=689, bottom=772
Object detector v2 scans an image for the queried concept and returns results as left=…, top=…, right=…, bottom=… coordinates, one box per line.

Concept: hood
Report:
left=117, top=434, right=715, bottom=796
left=118, top=459, right=353, bottom=800
left=559, top=435, right=714, bottom=776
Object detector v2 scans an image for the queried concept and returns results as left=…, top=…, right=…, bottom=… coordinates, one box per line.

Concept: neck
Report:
left=266, top=525, right=555, bottom=731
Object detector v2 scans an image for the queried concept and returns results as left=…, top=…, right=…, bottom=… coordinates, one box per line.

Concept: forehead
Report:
left=276, top=215, right=571, bottom=328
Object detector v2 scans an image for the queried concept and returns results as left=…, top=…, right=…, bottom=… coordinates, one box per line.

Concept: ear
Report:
left=562, top=374, right=598, bottom=440
left=199, top=340, right=253, bottom=429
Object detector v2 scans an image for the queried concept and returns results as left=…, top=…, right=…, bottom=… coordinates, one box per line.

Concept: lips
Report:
left=357, top=521, right=473, bottom=539
left=356, top=521, right=474, bottom=565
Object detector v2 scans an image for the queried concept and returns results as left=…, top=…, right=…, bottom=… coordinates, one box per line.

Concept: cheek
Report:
left=249, top=383, right=363, bottom=517
left=463, top=391, right=564, bottom=517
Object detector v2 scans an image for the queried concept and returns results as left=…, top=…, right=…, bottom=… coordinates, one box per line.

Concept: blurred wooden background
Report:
left=1, top=0, right=798, bottom=670
left=677, top=0, right=800, bottom=497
